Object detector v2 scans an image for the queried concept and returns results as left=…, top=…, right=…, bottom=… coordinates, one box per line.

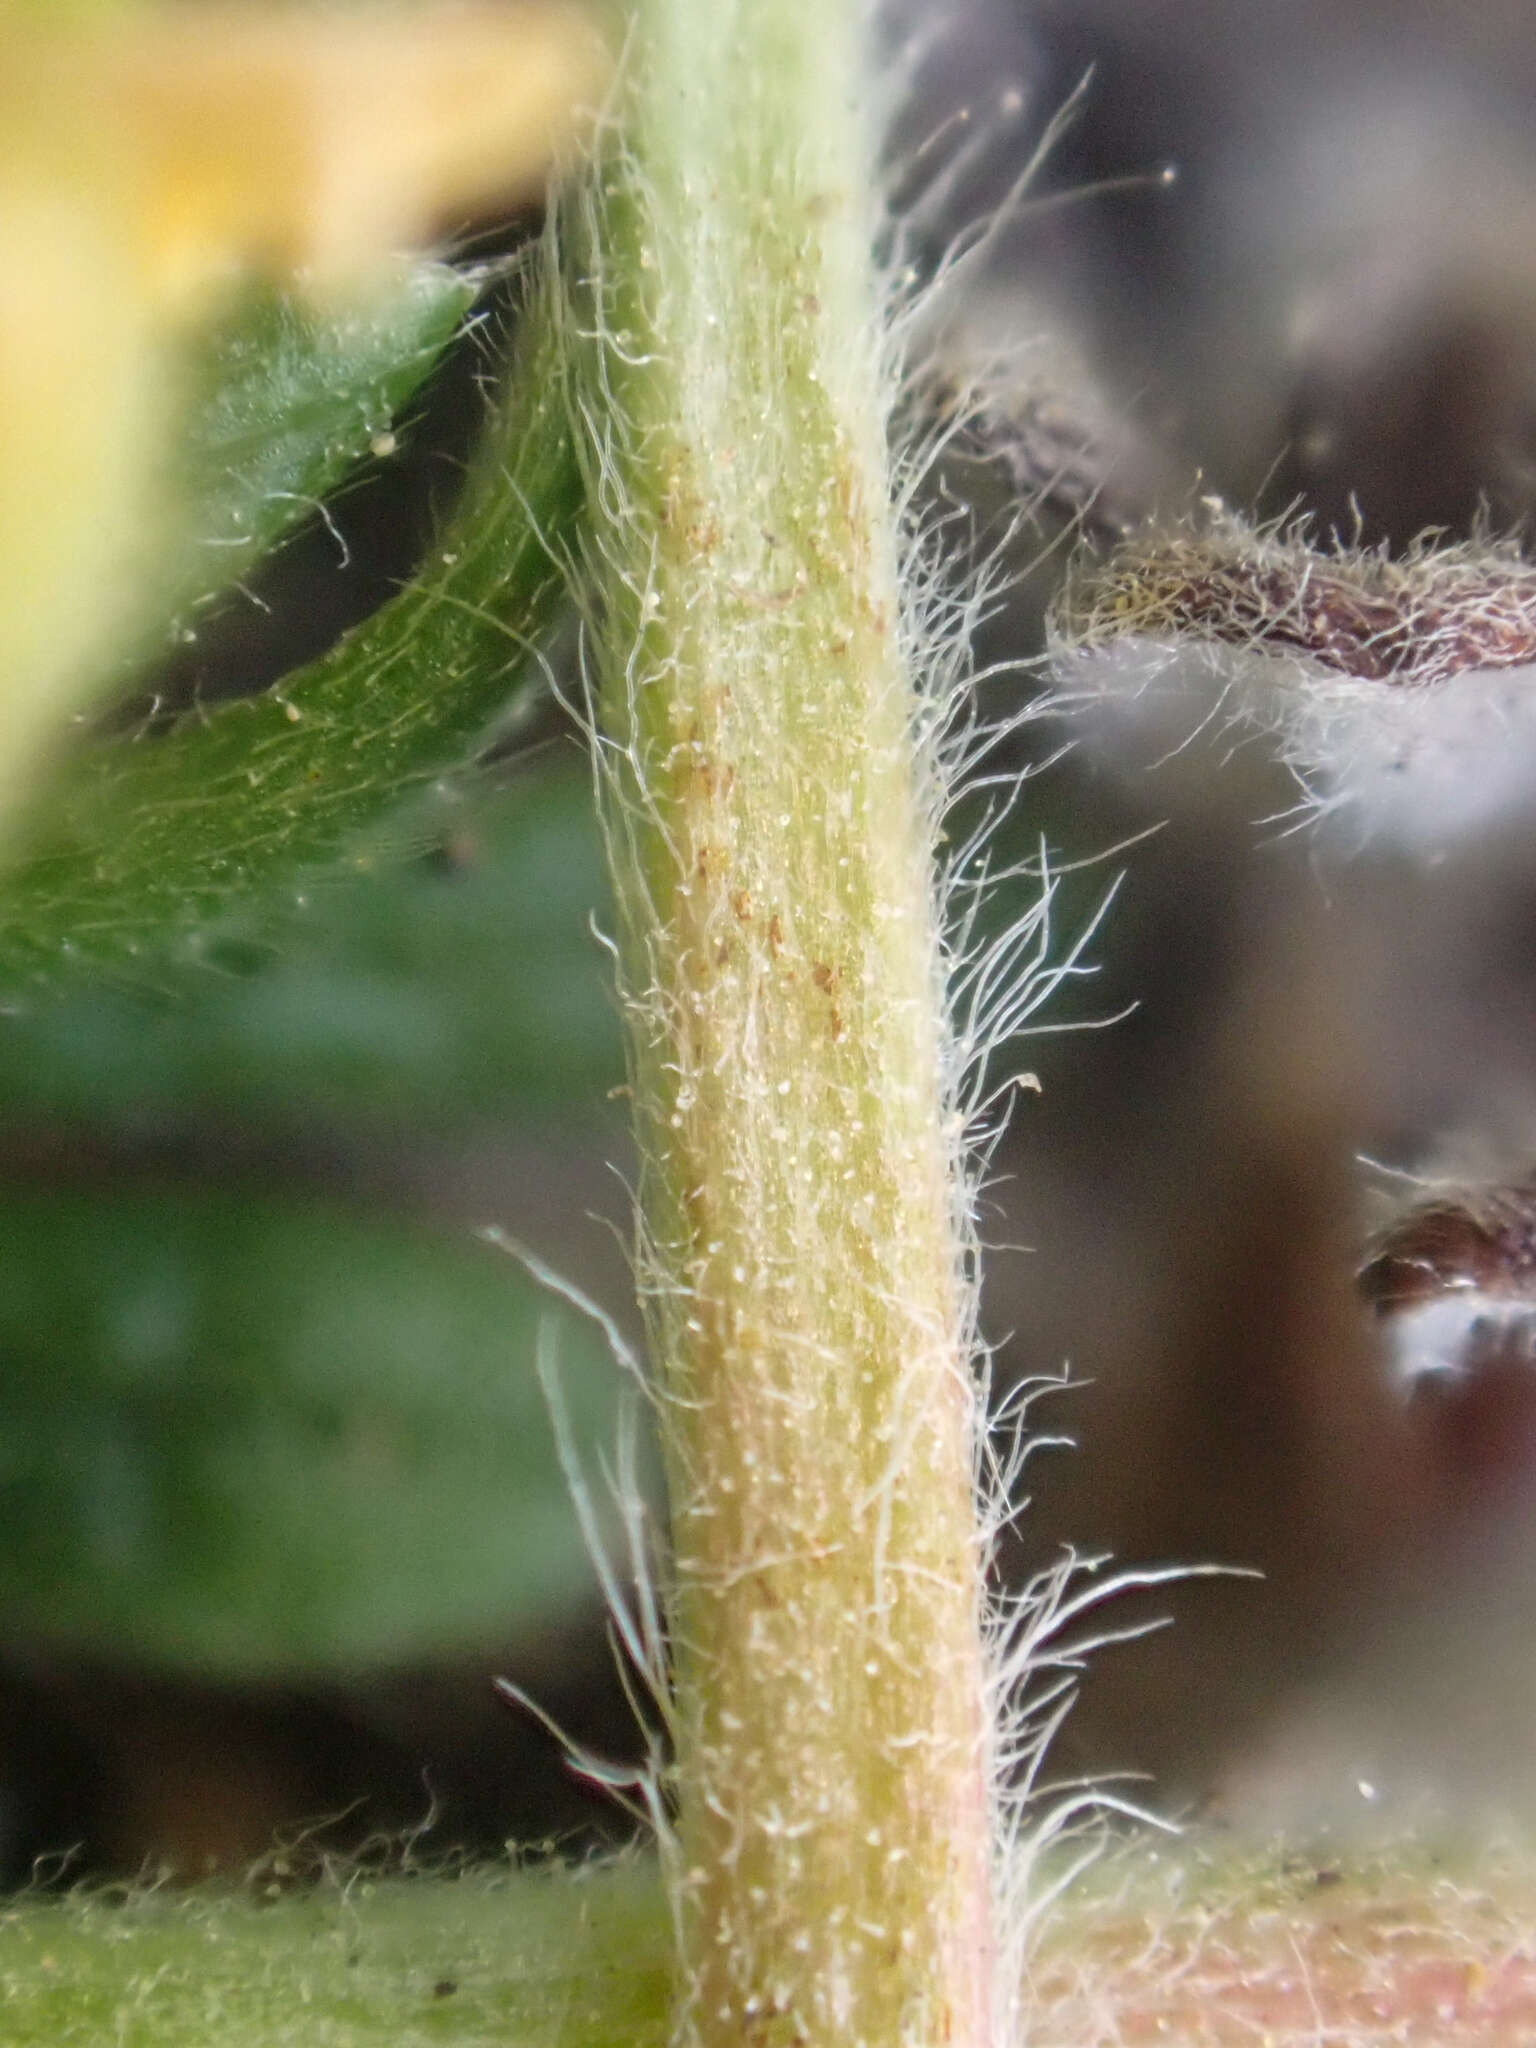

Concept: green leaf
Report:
left=0, top=763, right=623, bottom=1133
left=0, top=266, right=582, bottom=985
left=0, top=1861, right=671, bottom=2048
left=0, top=1182, right=635, bottom=1674
left=152, top=259, right=482, bottom=655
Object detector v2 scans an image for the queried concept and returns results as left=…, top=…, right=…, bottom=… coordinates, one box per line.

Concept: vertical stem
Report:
left=574, top=4, right=995, bottom=2044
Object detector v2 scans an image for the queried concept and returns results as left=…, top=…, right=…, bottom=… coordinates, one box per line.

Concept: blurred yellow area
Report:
left=0, top=1, right=604, bottom=826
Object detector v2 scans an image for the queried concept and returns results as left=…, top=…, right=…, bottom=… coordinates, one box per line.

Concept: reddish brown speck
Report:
left=1359, top=1183, right=1536, bottom=1311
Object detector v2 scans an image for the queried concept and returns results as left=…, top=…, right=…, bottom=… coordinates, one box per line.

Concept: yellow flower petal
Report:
left=0, top=2, right=604, bottom=832
left=118, top=5, right=606, bottom=305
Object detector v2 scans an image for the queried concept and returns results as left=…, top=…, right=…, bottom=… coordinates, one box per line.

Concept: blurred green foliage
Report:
left=0, top=1859, right=671, bottom=2045
left=0, top=1184, right=622, bottom=1673
left=151, top=259, right=481, bottom=663
left=0, top=258, right=582, bottom=981
left=0, top=250, right=629, bottom=1679
left=0, top=764, right=621, bottom=1136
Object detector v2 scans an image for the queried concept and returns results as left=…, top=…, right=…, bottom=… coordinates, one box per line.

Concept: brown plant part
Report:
left=1360, top=1181, right=1536, bottom=1313
left=1360, top=1179, right=1536, bottom=1498
left=1061, top=519, right=1536, bottom=686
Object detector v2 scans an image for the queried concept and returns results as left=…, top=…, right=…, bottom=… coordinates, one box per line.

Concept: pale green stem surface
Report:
left=0, top=1861, right=672, bottom=2048
left=9, top=1837, right=1536, bottom=2042
left=575, top=6, right=994, bottom=2046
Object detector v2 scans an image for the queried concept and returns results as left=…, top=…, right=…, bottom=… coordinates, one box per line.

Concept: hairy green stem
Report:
left=574, top=5, right=994, bottom=2044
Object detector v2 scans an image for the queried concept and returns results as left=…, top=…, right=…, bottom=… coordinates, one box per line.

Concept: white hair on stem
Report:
left=472, top=26, right=1236, bottom=2042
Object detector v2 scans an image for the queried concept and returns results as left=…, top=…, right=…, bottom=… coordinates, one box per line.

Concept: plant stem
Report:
left=574, top=5, right=995, bottom=2043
